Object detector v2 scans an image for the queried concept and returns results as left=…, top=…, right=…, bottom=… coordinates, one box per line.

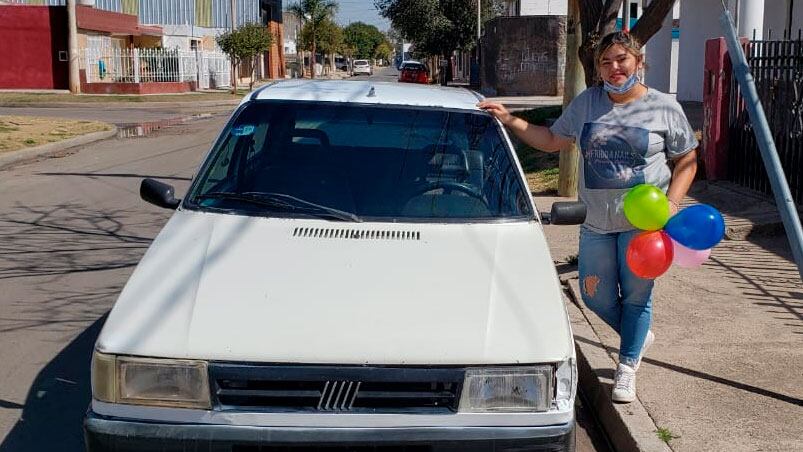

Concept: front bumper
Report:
left=84, top=410, right=576, bottom=452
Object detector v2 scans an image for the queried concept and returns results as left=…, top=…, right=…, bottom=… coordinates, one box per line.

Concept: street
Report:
left=0, top=86, right=608, bottom=452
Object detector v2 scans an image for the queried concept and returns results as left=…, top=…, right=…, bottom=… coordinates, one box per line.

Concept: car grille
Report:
left=208, top=364, right=464, bottom=414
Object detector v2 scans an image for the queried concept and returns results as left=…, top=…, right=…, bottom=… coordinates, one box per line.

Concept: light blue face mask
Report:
left=603, top=73, right=640, bottom=94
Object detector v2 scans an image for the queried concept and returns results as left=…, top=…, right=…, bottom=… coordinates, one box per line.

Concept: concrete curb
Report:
left=0, top=127, right=118, bottom=170
left=563, top=278, right=673, bottom=452
left=0, top=100, right=241, bottom=109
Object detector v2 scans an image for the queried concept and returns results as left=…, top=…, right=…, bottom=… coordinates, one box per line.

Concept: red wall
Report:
left=0, top=6, right=69, bottom=90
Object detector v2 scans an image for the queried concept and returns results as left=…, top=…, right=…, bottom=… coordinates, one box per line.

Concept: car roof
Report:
left=247, top=80, right=484, bottom=111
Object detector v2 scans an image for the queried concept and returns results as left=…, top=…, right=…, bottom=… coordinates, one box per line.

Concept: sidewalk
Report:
left=535, top=181, right=803, bottom=452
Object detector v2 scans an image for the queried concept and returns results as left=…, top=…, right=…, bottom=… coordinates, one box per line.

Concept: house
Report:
left=0, top=0, right=286, bottom=92
left=0, top=2, right=163, bottom=90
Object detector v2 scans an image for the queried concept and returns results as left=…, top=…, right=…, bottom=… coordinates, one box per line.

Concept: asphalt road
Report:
left=0, top=95, right=610, bottom=451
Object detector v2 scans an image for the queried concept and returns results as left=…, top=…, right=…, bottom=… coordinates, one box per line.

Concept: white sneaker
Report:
left=634, top=330, right=654, bottom=371
left=612, top=363, right=637, bottom=403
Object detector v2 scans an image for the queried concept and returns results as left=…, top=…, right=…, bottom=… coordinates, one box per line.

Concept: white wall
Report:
left=763, top=0, right=789, bottom=37
left=644, top=0, right=673, bottom=93
left=519, top=0, right=567, bottom=15
left=677, top=0, right=726, bottom=101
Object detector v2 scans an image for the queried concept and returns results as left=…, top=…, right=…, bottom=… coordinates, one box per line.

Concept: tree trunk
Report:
left=558, top=0, right=585, bottom=197
left=250, top=55, right=256, bottom=91
left=310, top=21, right=317, bottom=80
left=231, top=59, right=238, bottom=94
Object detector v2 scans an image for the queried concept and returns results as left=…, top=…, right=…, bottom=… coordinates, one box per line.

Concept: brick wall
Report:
left=481, top=15, right=566, bottom=97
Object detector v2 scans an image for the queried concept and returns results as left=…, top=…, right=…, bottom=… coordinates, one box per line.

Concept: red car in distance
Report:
left=398, top=61, right=430, bottom=84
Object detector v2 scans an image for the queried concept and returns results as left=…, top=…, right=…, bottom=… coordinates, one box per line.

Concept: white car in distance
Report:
left=352, top=59, right=373, bottom=76
left=84, top=80, right=585, bottom=452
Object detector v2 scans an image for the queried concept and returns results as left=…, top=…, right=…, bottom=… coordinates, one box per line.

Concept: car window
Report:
left=404, top=63, right=426, bottom=71
left=186, top=101, right=533, bottom=222
left=354, top=60, right=369, bottom=65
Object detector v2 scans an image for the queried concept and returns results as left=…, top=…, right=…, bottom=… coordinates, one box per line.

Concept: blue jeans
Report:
left=578, top=226, right=654, bottom=367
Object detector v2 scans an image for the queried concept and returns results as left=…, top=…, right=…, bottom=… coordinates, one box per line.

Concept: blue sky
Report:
left=334, top=0, right=390, bottom=30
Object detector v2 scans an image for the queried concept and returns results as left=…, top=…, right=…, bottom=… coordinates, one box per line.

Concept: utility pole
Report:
left=67, top=0, right=80, bottom=94
left=558, top=0, right=584, bottom=197
left=230, top=0, right=238, bottom=94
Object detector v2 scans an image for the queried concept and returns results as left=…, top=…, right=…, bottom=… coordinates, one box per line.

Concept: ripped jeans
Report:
left=578, top=225, right=654, bottom=368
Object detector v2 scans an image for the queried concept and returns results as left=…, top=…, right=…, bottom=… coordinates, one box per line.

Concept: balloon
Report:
left=623, top=184, right=671, bottom=231
left=672, top=240, right=712, bottom=268
left=626, top=230, right=674, bottom=279
left=664, top=204, right=725, bottom=250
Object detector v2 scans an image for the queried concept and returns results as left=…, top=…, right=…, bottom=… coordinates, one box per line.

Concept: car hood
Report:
left=97, top=211, right=573, bottom=365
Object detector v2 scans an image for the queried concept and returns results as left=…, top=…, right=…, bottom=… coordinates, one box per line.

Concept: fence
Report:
left=80, top=48, right=231, bottom=89
left=728, top=33, right=803, bottom=204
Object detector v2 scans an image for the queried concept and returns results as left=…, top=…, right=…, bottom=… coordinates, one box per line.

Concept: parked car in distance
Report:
left=335, top=57, right=349, bottom=71
left=352, top=59, right=372, bottom=75
left=398, top=61, right=430, bottom=84
left=84, top=80, right=585, bottom=452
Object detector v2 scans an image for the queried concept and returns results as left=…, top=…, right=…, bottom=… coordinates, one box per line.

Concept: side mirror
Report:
left=542, top=202, right=586, bottom=225
left=140, top=178, right=181, bottom=210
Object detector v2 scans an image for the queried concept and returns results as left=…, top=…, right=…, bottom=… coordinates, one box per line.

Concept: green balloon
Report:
left=623, top=184, right=670, bottom=231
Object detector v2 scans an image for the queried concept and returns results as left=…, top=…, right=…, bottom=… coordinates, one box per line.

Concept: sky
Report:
left=334, top=0, right=391, bottom=31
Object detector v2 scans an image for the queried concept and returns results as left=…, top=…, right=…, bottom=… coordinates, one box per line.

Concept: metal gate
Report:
left=728, top=33, right=803, bottom=204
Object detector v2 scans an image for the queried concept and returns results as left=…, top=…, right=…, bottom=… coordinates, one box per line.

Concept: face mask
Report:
left=603, top=73, right=639, bottom=94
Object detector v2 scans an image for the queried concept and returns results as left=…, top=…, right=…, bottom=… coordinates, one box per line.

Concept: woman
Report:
left=479, top=31, right=698, bottom=403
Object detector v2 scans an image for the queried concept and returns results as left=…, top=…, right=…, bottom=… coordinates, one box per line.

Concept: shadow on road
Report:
left=0, top=315, right=106, bottom=452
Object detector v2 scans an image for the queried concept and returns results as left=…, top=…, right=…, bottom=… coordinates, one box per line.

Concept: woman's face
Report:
left=598, top=44, right=642, bottom=86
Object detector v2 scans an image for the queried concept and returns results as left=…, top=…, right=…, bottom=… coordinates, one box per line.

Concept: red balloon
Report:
left=626, top=231, right=674, bottom=279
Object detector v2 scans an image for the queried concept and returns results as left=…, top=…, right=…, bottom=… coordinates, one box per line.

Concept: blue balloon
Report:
left=664, top=204, right=725, bottom=250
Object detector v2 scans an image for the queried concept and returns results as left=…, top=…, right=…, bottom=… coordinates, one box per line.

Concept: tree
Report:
left=287, top=0, right=339, bottom=78
left=374, top=0, right=503, bottom=59
left=374, top=41, right=393, bottom=64
left=216, top=23, right=274, bottom=92
left=299, top=18, right=344, bottom=73
left=343, top=22, right=385, bottom=60
left=577, top=0, right=678, bottom=86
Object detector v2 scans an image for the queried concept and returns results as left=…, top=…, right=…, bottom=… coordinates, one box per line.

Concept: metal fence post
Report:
left=133, top=48, right=140, bottom=83
left=178, top=50, right=185, bottom=82
left=85, top=51, right=92, bottom=83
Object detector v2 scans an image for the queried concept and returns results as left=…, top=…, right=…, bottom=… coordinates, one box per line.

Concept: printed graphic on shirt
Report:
left=580, top=122, right=649, bottom=189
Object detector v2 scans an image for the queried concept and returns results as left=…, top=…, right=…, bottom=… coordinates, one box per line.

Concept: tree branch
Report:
left=598, top=0, right=624, bottom=36
left=631, top=0, right=677, bottom=46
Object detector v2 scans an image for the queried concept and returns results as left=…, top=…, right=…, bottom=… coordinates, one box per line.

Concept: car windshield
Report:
left=185, top=101, right=533, bottom=222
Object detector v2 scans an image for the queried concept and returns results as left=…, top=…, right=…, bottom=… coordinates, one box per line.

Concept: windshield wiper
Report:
left=195, top=192, right=361, bottom=222
left=242, top=192, right=362, bottom=223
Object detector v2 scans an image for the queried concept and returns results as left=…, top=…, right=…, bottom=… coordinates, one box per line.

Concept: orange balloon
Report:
left=626, top=231, right=674, bottom=279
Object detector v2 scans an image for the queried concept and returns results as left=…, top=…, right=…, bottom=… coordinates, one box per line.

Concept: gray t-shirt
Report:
left=550, top=86, right=698, bottom=233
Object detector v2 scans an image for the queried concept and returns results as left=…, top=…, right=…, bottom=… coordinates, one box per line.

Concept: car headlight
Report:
left=92, top=351, right=211, bottom=409
left=554, top=358, right=577, bottom=411
left=458, top=366, right=553, bottom=413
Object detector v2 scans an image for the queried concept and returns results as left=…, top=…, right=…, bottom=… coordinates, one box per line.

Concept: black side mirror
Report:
left=140, top=178, right=181, bottom=210
left=542, top=202, right=586, bottom=225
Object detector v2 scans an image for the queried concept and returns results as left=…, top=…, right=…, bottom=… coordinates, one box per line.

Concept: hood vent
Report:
left=293, top=227, right=420, bottom=241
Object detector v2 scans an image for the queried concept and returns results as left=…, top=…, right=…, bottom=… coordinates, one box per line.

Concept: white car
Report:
left=84, top=80, right=584, bottom=452
left=352, top=59, right=373, bottom=75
